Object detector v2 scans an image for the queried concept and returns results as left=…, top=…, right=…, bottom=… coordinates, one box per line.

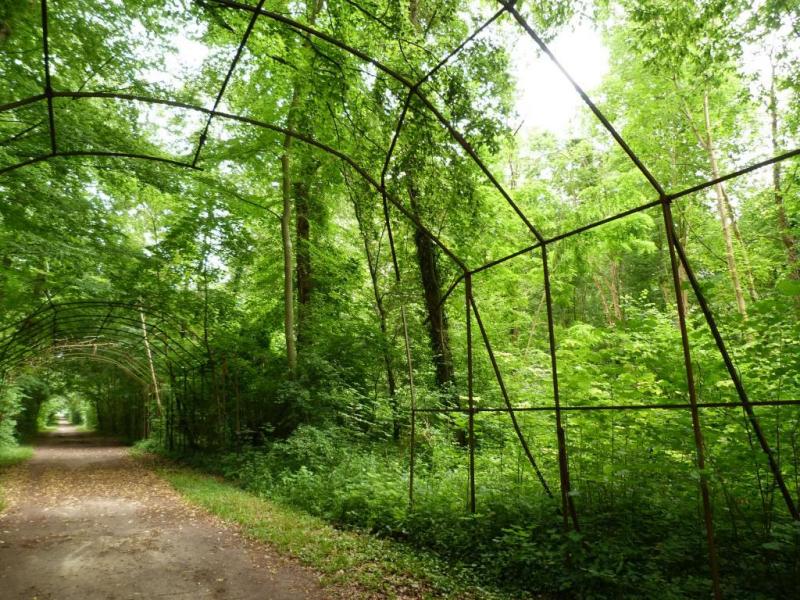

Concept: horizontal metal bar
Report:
left=668, top=147, right=800, bottom=202
left=0, top=151, right=199, bottom=176
left=413, top=399, right=800, bottom=413
left=0, top=94, right=47, bottom=114
left=544, top=199, right=662, bottom=246
left=470, top=242, right=542, bottom=275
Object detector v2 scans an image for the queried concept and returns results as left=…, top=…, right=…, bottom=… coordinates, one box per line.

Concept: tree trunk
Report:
left=279, top=0, right=322, bottom=369
left=703, top=92, right=748, bottom=317
left=294, top=157, right=320, bottom=348
left=769, top=65, right=799, bottom=279
left=408, top=183, right=456, bottom=398
left=281, top=135, right=297, bottom=371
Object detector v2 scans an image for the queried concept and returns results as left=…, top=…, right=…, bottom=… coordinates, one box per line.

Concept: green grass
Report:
left=152, top=462, right=521, bottom=599
left=0, top=445, right=33, bottom=512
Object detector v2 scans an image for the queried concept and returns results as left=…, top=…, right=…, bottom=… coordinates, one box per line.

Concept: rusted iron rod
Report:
left=671, top=229, right=800, bottom=521
left=0, top=312, right=200, bottom=366
left=192, top=0, right=266, bottom=167
left=466, top=273, right=476, bottom=513
left=470, top=242, right=542, bottom=275
left=1, top=299, right=198, bottom=336
left=0, top=94, right=47, bottom=114
left=0, top=325, right=193, bottom=372
left=208, top=0, right=545, bottom=243
left=29, top=352, right=150, bottom=384
left=413, top=399, right=800, bottom=413
left=1, top=90, right=466, bottom=267
left=668, top=147, right=800, bottom=202
left=503, top=2, right=664, bottom=197
left=0, top=151, right=199, bottom=176
left=380, top=91, right=412, bottom=192
left=469, top=295, right=553, bottom=497
left=542, top=246, right=578, bottom=530
left=661, top=199, right=721, bottom=599
left=544, top=199, right=662, bottom=246
left=415, top=7, right=506, bottom=88
left=8, top=341, right=155, bottom=381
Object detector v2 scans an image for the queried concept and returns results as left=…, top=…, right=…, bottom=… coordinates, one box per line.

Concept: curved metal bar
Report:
left=0, top=90, right=465, bottom=268
left=0, top=299, right=204, bottom=346
left=0, top=305, right=203, bottom=363
left=0, top=318, right=199, bottom=370
left=0, top=316, right=201, bottom=372
left=0, top=151, right=199, bottom=176
left=0, top=325, right=181, bottom=373
left=22, top=349, right=150, bottom=386
left=0, top=313, right=198, bottom=366
left=207, top=0, right=545, bottom=244
left=11, top=338, right=153, bottom=380
left=0, top=94, right=47, bottom=114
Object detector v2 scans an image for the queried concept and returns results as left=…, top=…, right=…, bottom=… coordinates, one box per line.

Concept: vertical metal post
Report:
left=542, top=246, right=579, bottom=530
left=661, top=199, right=722, bottom=599
left=466, top=273, right=476, bottom=513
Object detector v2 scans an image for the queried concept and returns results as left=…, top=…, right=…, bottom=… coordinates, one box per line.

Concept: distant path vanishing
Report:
left=0, top=423, right=327, bottom=599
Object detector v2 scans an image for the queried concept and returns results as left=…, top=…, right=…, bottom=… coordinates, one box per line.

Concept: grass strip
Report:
left=154, top=463, right=518, bottom=599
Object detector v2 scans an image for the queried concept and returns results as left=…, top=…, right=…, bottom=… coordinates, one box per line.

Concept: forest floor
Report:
left=0, top=423, right=336, bottom=599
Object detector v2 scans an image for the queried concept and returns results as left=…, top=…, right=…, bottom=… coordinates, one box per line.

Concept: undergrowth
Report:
left=138, top=425, right=800, bottom=599
left=153, top=462, right=519, bottom=599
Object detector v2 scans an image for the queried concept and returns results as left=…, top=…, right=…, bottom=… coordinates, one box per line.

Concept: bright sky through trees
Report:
left=510, top=22, right=608, bottom=136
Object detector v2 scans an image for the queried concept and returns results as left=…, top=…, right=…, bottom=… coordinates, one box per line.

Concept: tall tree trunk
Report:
left=769, top=63, right=799, bottom=279
left=281, top=132, right=297, bottom=372
left=408, top=183, right=456, bottom=398
left=702, top=92, right=748, bottom=317
left=279, top=0, right=322, bottom=370
left=294, top=156, right=321, bottom=348
left=720, top=185, right=758, bottom=300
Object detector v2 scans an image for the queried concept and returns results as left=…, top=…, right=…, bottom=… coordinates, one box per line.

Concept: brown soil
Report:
left=0, top=423, right=329, bottom=599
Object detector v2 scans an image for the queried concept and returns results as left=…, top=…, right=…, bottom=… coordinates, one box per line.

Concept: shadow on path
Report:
left=0, top=422, right=326, bottom=599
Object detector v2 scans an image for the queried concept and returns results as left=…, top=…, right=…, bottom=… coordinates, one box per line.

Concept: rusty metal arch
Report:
left=19, top=349, right=152, bottom=388
left=0, top=301, right=206, bottom=378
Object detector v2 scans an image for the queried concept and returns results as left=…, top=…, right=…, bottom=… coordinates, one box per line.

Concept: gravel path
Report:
left=0, top=423, right=327, bottom=599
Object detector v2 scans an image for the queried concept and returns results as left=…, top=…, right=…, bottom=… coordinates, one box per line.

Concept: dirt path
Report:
left=0, top=423, right=328, bottom=599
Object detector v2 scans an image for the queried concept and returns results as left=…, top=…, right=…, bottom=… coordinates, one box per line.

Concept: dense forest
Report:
left=1, top=0, right=799, bottom=597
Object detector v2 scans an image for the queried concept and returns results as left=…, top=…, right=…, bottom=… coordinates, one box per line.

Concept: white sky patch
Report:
left=509, top=23, right=609, bottom=136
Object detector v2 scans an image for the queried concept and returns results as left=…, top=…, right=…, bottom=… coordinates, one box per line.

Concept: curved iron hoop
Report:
left=0, top=303, right=204, bottom=363
left=18, top=348, right=150, bottom=386
left=0, top=302, right=206, bottom=375
left=0, top=322, right=195, bottom=373
left=0, top=91, right=466, bottom=270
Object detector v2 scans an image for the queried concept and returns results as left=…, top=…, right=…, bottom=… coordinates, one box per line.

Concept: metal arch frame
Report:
left=7, top=299, right=207, bottom=356
left=0, top=302, right=204, bottom=368
left=0, top=323, right=186, bottom=374
left=0, top=303, right=206, bottom=381
left=0, top=2, right=797, bottom=595
left=20, top=348, right=151, bottom=387
left=39, top=344, right=154, bottom=383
